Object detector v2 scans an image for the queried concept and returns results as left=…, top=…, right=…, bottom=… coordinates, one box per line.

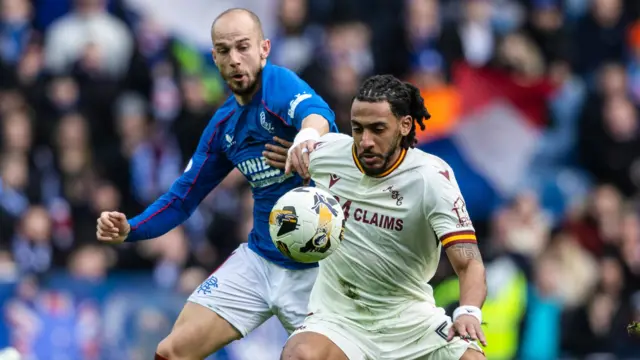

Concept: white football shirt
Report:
left=307, top=133, right=477, bottom=326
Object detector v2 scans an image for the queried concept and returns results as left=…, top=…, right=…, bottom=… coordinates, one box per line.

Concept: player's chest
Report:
left=326, top=173, right=422, bottom=234
left=222, top=108, right=295, bottom=156
left=221, top=109, right=296, bottom=187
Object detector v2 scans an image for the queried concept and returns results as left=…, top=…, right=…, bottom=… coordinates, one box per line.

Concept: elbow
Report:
left=174, top=197, right=195, bottom=219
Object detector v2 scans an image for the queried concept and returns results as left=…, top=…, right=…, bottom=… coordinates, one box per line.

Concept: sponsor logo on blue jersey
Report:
left=288, top=93, right=312, bottom=119
left=237, top=156, right=293, bottom=188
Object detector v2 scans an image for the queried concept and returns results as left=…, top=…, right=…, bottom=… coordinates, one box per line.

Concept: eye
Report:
left=238, top=45, right=249, bottom=52
left=373, top=127, right=385, bottom=134
left=217, top=48, right=229, bottom=55
left=352, top=127, right=363, bottom=134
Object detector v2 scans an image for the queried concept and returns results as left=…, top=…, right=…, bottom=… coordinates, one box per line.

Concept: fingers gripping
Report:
left=273, top=136, right=293, bottom=149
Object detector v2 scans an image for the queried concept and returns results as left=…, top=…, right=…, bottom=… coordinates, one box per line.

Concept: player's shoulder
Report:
left=210, top=96, right=237, bottom=125
left=264, top=62, right=307, bottom=87
left=262, top=63, right=315, bottom=106
left=405, top=148, right=455, bottom=182
left=312, top=133, right=353, bottom=154
left=199, top=96, right=236, bottom=145
left=309, top=134, right=352, bottom=176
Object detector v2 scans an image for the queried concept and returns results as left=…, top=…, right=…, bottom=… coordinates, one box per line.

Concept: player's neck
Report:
left=234, top=86, right=260, bottom=106
left=384, top=148, right=403, bottom=172
left=366, top=147, right=404, bottom=177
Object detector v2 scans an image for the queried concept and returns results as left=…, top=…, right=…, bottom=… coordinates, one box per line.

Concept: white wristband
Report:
left=289, top=128, right=320, bottom=155
left=453, top=305, right=482, bottom=324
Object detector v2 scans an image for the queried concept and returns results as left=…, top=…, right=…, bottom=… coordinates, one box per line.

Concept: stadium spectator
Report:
left=44, top=0, right=133, bottom=78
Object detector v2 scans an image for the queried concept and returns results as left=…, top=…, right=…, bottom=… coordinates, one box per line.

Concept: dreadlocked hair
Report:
left=355, top=75, right=431, bottom=149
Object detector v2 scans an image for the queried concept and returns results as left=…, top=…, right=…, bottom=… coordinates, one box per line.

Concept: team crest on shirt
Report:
left=452, top=197, right=471, bottom=228
left=260, top=111, right=275, bottom=134
left=382, top=185, right=403, bottom=206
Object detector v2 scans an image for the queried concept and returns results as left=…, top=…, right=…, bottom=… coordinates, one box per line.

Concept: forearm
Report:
left=457, top=260, right=487, bottom=308
left=300, top=114, right=330, bottom=135
left=445, top=242, right=487, bottom=309
left=127, top=194, right=190, bottom=242
left=447, top=243, right=489, bottom=346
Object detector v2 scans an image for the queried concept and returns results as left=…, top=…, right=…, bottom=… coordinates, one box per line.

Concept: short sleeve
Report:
left=264, top=65, right=336, bottom=130
left=423, top=164, right=477, bottom=249
left=285, top=91, right=335, bottom=130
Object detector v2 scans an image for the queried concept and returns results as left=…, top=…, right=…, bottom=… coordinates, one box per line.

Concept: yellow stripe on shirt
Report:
left=440, top=231, right=477, bottom=248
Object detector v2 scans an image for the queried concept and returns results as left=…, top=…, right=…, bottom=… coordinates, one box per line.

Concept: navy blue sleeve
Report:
left=126, top=118, right=233, bottom=242
left=266, top=66, right=337, bottom=132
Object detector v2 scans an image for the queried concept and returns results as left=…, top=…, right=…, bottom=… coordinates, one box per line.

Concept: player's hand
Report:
left=263, top=137, right=292, bottom=170
left=286, top=140, right=315, bottom=184
left=447, top=315, right=487, bottom=347
left=96, top=211, right=130, bottom=243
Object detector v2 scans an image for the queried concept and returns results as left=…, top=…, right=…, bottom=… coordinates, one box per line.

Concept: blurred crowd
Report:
left=1, top=0, right=640, bottom=358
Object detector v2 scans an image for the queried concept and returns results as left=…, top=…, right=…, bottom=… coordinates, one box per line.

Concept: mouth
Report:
left=360, top=154, right=381, bottom=166
left=231, top=74, right=246, bottom=81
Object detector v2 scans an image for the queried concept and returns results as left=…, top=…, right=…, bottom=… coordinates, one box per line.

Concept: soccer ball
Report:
left=269, top=186, right=345, bottom=263
left=0, top=348, right=21, bottom=360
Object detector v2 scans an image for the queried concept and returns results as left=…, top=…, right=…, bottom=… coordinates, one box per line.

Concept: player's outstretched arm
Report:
left=96, top=121, right=234, bottom=243
left=445, top=242, right=488, bottom=346
left=425, top=163, right=487, bottom=346
left=446, top=243, right=486, bottom=309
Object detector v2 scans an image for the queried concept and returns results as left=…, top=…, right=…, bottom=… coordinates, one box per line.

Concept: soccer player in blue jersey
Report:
left=96, top=8, right=336, bottom=360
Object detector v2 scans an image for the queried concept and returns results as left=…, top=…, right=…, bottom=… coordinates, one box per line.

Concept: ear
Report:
left=260, top=39, right=271, bottom=60
left=211, top=48, right=218, bottom=66
left=399, top=115, right=412, bottom=137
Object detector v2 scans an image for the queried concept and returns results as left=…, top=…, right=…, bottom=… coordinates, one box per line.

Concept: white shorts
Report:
left=293, top=309, right=484, bottom=360
left=188, top=243, right=318, bottom=336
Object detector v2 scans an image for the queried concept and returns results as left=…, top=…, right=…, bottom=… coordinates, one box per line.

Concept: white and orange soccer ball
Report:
left=269, top=186, right=345, bottom=263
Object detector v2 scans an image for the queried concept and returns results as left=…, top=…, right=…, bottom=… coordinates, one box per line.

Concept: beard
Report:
left=358, top=131, right=403, bottom=176
left=227, top=67, right=262, bottom=96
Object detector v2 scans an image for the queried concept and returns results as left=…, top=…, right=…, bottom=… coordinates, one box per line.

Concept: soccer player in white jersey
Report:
left=280, top=75, right=488, bottom=360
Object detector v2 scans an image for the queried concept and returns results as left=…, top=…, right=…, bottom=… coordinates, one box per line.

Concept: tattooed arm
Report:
left=445, top=243, right=487, bottom=310
left=426, top=162, right=488, bottom=345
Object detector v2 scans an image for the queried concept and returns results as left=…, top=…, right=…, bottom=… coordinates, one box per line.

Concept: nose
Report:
left=360, top=131, right=375, bottom=150
left=229, top=49, right=241, bottom=67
